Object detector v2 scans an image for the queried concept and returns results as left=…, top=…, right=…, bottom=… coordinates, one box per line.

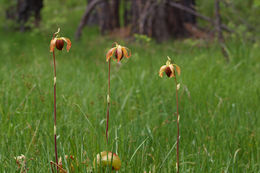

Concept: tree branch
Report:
left=215, top=0, right=229, bottom=62
left=139, top=2, right=158, bottom=34
left=167, top=1, right=233, bottom=33
left=75, top=0, right=105, bottom=40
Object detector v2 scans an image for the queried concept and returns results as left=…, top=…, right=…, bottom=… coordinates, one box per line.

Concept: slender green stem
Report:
left=174, top=77, right=179, bottom=173
left=52, top=50, right=58, bottom=171
left=106, top=59, right=111, bottom=143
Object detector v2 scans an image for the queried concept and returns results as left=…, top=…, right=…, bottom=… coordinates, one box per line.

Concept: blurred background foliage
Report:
left=0, top=0, right=259, bottom=42
left=197, top=0, right=260, bottom=39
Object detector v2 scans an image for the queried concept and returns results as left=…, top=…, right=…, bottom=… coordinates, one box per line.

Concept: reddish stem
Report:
left=174, top=77, right=180, bottom=173
left=106, top=59, right=111, bottom=143
left=53, top=50, right=58, bottom=171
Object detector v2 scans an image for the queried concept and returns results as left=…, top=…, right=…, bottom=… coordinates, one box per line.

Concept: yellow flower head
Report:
left=50, top=28, right=71, bottom=52
left=94, top=151, right=121, bottom=171
left=159, top=56, right=181, bottom=78
left=106, top=42, right=131, bottom=62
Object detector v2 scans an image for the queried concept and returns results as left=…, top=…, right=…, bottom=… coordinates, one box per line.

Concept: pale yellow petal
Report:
left=169, top=64, right=175, bottom=78
left=106, top=47, right=116, bottom=62
left=50, top=38, right=57, bottom=52
left=116, top=46, right=123, bottom=62
left=177, top=83, right=180, bottom=90
left=122, top=47, right=131, bottom=58
left=173, top=64, right=181, bottom=75
left=61, top=37, right=72, bottom=52
left=159, top=65, right=167, bottom=77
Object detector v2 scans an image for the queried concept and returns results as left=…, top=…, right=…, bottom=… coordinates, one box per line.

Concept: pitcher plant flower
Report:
left=50, top=28, right=71, bottom=52
left=106, top=42, right=131, bottom=62
left=105, top=42, right=131, bottom=143
left=159, top=56, right=180, bottom=78
left=94, top=151, right=121, bottom=171
left=159, top=56, right=181, bottom=173
left=49, top=28, right=71, bottom=171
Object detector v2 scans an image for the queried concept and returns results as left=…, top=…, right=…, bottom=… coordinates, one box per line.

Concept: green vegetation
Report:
left=0, top=28, right=259, bottom=172
left=0, top=0, right=260, bottom=172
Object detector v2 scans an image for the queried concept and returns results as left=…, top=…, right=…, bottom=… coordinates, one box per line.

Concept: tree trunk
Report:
left=215, top=0, right=229, bottom=62
left=87, top=0, right=99, bottom=26
left=123, top=0, right=131, bottom=26
left=110, top=0, right=120, bottom=28
left=130, top=0, right=197, bottom=41
left=97, top=0, right=112, bottom=34
left=182, top=0, right=196, bottom=24
left=75, top=0, right=105, bottom=40
left=75, top=0, right=201, bottom=41
left=152, top=3, right=171, bottom=42
left=17, top=0, right=43, bottom=31
left=130, top=0, right=141, bottom=34
left=165, top=0, right=187, bottom=38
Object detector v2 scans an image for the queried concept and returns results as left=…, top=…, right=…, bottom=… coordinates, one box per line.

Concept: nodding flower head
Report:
left=106, top=42, right=131, bottom=62
left=159, top=56, right=181, bottom=78
left=50, top=28, right=71, bottom=52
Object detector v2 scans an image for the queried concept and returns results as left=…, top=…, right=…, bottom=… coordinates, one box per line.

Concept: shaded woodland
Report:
left=4, top=0, right=259, bottom=47
left=75, top=0, right=198, bottom=42
left=5, top=0, right=43, bottom=31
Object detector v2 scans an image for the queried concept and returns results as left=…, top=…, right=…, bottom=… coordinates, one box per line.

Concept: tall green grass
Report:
left=0, top=1, right=259, bottom=172
left=0, top=28, right=259, bottom=172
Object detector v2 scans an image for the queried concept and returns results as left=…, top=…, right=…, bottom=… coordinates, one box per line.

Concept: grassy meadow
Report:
left=0, top=1, right=260, bottom=172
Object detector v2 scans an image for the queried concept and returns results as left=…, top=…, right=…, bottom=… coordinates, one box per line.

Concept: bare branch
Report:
left=215, top=0, right=229, bottom=62
left=75, top=0, right=105, bottom=40
left=167, top=1, right=233, bottom=33
left=139, top=2, right=158, bottom=34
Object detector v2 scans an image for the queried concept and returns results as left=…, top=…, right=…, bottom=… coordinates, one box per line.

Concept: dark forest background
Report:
left=2, top=0, right=260, bottom=42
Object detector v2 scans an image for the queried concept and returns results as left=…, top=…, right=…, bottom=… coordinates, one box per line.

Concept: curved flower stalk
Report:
left=159, top=56, right=181, bottom=173
left=49, top=28, right=71, bottom=171
left=105, top=42, right=131, bottom=143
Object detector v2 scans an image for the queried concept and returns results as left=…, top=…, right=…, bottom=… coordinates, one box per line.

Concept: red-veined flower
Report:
left=50, top=28, right=71, bottom=52
left=106, top=42, right=131, bottom=62
left=159, top=57, right=181, bottom=78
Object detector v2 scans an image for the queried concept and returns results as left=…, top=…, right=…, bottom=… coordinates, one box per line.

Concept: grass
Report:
left=0, top=1, right=260, bottom=172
